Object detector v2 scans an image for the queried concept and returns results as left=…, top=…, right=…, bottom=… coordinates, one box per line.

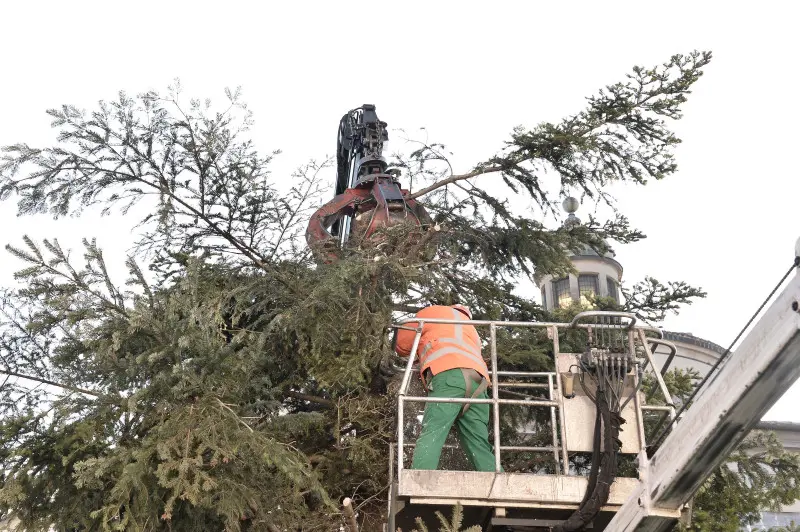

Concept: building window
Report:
left=607, top=278, right=619, bottom=303
left=552, top=278, right=571, bottom=308
left=541, top=286, right=547, bottom=309
left=578, top=274, right=598, bottom=306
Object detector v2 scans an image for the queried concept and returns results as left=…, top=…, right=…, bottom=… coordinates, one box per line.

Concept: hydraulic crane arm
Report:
left=306, top=105, right=432, bottom=261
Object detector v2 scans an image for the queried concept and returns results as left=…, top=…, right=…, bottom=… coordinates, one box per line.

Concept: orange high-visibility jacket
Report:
left=395, top=305, right=490, bottom=383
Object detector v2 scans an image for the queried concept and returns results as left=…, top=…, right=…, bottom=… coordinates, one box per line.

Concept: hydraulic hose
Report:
left=554, top=389, right=624, bottom=531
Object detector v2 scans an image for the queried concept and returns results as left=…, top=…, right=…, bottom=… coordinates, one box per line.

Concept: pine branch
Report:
left=405, top=166, right=500, bottom=200
left=0, top=368, right=102, bottom=397
left=403, top=51, right=711, bottom=208
left=215, top=397, right=254, bottom=433
left=622, top=277, right=706, bottom=323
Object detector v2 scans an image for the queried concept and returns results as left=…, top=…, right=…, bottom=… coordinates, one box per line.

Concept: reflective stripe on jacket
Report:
left=395, top=305, right=490, bottom=383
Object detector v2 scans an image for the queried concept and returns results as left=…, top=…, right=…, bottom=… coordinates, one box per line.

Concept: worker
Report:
left=394, top=304, right=500, bottom=472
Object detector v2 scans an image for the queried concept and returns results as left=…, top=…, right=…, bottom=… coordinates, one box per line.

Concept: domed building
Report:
left=534, top=198, right=726, bottom=377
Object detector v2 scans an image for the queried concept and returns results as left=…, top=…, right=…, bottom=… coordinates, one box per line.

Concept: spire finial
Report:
left=562, top=197, right=581, bottom=228
left=562, top=196, right=579, bottom=214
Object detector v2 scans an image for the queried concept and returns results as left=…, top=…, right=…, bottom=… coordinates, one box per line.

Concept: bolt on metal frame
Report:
left=392, top=311, right=677, bottom=478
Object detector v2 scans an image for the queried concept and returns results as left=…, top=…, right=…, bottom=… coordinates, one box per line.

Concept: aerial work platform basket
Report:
left=387, top=311, right=683, bottom=531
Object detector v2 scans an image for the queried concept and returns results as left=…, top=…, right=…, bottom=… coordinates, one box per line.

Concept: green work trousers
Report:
left=411, top=368, right=500, bottom=472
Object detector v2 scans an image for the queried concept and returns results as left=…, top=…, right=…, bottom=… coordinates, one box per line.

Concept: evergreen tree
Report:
left=690, top=431, right=800, bottom=531
left=410, top=504, right=480, bottom=532
left=0, top=51, right=775, bottom=532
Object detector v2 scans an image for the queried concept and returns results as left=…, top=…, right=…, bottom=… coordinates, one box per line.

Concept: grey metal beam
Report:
left=608, top=268, right=800, bottom=531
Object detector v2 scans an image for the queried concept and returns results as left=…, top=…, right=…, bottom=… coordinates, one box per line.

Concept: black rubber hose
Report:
left=555, top=390, right=623, bottom=532
left=580, top=403, right=603, bottom=508
left=331, top=113, right=353, bottom=237
left=335, top=113, right=352, bottom=196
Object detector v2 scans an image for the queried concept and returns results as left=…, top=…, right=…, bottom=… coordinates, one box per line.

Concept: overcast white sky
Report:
left=1, top=1, right=798, bottom=420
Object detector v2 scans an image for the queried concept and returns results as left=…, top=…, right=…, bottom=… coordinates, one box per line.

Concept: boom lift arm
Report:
left=608, top=252, right=800, bottom=531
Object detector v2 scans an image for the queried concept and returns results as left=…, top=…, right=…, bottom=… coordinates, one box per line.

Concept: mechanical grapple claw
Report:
left=305, top=105, right=432, bottom=261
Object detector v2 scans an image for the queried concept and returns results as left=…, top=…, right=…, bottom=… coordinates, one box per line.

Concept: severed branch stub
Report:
left=342, top=497, right=359, bottom=532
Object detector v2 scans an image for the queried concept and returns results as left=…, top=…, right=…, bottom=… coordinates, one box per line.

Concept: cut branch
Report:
left=342, top=497, right=359, bottom=532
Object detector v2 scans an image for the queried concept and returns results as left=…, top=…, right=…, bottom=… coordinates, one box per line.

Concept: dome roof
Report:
left=560, top=197, right=616, bottom=259
left=572, top=242, right=616, bottom=259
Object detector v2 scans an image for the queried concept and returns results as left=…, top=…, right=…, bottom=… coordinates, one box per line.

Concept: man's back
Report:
left=396, top=305, right=488, bottom=382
